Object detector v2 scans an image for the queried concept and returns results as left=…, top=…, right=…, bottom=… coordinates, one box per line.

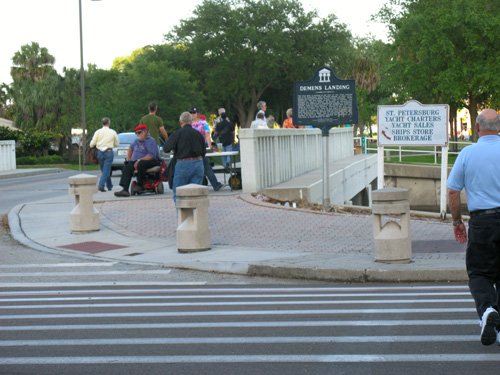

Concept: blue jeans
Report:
left=222, top=144, right=233, bottom=167
left=96, top=149, right=113, bottom=190
left=203, top=157, right=220, bottom=189
left=172, top=159, right=204, bottom=201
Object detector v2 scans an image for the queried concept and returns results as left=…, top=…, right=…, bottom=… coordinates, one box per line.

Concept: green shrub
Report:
left=0, top=126, right=23, bottom=141
left=17, top=155, right=64, bottom=165
left=16, top=156, right=37, bottom=165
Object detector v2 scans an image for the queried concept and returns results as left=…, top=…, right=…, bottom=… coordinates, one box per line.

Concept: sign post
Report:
left=377, top=100, right=449, bottom=218
left=293, top=67, right=358, bottom=209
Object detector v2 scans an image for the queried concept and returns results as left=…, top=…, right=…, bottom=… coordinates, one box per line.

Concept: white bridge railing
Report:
left=239, top=128, right=353, bottom=192
left=0, top=140, right=16, bottom=171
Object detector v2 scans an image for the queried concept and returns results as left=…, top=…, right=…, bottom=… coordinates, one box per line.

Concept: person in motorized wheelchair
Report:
left=114, top=124, right=162, bottom=197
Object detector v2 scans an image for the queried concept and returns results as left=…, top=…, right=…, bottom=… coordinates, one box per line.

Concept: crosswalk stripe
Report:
left=0, top=262, right=117, bottom=269
left=2, top=354, right=500, bottom=365
left=0, top=283, right=485, bottom=369
left=0, top=307, right=475, bottom=320
left=0, top=299, right=474, bottom=310
left=0, top=270, right=172, bottom=277
left=0, top=335, right=480, bottom=347
left=0, top=291, right=472, bottom=301
left=0, top=281, right=207, bottom=288
left=0, top=319, right=478, bottom=331
left=0, top=286, right=470, bottom=295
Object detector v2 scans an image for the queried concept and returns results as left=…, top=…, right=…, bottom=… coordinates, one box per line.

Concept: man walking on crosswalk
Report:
left=448, top=108, right=500, bottom=346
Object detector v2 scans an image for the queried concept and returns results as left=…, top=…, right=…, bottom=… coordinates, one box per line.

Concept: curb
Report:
left=248, top=264, right=468, bottom=282
left=0, top=168, right=65, bottom=180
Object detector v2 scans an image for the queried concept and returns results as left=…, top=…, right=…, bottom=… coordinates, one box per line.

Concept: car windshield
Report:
left=118, top=133, right=136, bottom=144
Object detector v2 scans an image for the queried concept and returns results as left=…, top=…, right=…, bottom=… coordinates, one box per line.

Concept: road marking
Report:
left=2, top=354, right=500, bottom=365
left=0, top=288, right=469, bottom=295
left=0, top=270, right=172, bottom=277
left=0, top=308, right=475, bottom=320
left=0, top=299, right=474, bottom=310
left=0, top=319, right=478, bottom=331
left=0, top=282, right=207, bottom=288
left=0, top=291, right=472, bottom=301
left=0, top=286, right=470, bottom=295
left=0, top=335, right=480, bottom=347
left=0, top=263, right=117, bottom=269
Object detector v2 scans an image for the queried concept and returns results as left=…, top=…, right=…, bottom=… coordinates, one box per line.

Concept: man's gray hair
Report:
left=179, top=111, right=192, bottom=125
left=286, top=108, right=293, bottom=117
left=257, top=101, right=266, bottom=110
left=102, top=117, right=111, bottom=126
left=477, top=109, right=500, bottom=131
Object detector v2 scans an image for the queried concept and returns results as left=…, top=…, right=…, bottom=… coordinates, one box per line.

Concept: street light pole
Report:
left=78, top=0, right=87, bottom=171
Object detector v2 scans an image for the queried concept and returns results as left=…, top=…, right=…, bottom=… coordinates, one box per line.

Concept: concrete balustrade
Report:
left=175, top=184, right=210, bottom=253
left=68, top=174, right=99, bottom=232
left=372, top=187, right=412, bottom=263
left=0, top=140, right=16, bottom=171
left=239, top=127, right=353, bottom=193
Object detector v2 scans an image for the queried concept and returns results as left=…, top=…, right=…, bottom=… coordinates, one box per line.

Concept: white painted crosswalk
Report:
left=0, top=284, right=499, bottom=373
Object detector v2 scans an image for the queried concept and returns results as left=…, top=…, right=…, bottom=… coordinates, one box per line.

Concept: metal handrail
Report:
left=353, top=137, right=473, bottom=164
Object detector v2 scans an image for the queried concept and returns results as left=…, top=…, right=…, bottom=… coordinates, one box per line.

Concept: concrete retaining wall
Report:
left=384, top=163, right=466, bottom=212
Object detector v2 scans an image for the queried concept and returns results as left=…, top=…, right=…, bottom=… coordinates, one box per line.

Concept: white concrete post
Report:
left=371, top=187, right=411, bottom=263
left=68, top=173, right=99, bottom=232
left=0, top=140, right=16, bottom=171
left=176, top=184, right=210, bottom=253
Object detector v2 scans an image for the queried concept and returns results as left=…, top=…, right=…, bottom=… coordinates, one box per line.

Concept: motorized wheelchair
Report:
left=130, top=159, right=168, bottom=195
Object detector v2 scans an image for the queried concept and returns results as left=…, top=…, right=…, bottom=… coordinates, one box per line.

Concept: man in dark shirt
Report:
left=213, top=111, right=235, bottom=168
left=163, top=112, right=206, bottom=201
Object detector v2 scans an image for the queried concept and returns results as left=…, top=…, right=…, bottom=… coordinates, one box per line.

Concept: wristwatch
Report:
left=452, top=219, right=463, bottom=226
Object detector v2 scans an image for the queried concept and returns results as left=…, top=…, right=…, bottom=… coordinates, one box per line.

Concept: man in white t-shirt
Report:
left=89, top=117, right=119, bottom=192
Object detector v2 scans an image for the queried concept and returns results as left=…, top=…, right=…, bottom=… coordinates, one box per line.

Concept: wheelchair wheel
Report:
left=155, top=182, right=164, bottom=194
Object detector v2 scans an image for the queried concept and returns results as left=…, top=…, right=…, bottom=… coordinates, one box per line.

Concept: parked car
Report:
left=111, top=132, right=136, bottom=173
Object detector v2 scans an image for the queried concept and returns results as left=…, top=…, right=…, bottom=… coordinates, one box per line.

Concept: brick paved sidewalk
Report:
left=98, top=194, right=465, bottom=260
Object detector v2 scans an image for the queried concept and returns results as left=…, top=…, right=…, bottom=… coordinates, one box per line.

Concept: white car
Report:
left=111, top=132, right=136, bottom=173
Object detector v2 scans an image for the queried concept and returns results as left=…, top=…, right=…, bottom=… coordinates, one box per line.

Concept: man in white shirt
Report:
left=89, top=117, right=119, bottom=192
left=251, top=111, right=268, bottom=129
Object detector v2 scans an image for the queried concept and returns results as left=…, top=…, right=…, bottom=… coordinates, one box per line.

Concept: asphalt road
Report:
left=0, top=169, right=82, bottom=214
left=1, top=283, right=499, bottom=374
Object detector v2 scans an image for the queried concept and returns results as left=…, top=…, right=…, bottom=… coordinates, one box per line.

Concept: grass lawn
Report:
left=17, top=163, right=100, bottom=171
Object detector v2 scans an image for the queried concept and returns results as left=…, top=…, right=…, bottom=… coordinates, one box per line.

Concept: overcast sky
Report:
left=0, top=0, right=388, bottom=84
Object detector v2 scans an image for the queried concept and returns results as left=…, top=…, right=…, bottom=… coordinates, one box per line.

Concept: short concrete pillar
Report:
left=371, top=187, right=411, bottom=263
left=68, top=174, right=99, bottom=232
left=176, top=184, right=210, bottom=253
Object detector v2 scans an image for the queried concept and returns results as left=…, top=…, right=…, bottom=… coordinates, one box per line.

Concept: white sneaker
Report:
left=480, top=307, right=500, bottom=345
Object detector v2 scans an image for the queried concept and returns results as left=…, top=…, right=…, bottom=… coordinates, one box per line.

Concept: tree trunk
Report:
left=467, top=95, right=479, bottom=142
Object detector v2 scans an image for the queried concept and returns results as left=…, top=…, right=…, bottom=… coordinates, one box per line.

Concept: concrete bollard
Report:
left=176, top=184, right=210, bottom=253
left=371, top=187, right=411, bottom=263
left=68, top=173, right=99, bottom=232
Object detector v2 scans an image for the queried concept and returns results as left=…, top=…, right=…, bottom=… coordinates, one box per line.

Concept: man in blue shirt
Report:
left=448, top=108, right=500, bottom=345
left=115, top=124, right=160, bottom=197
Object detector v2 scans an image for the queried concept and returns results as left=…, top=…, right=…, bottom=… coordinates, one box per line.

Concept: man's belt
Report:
left=469, top=207, right=500, bottom=217
left=178, top=156, right=202, bottom=161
